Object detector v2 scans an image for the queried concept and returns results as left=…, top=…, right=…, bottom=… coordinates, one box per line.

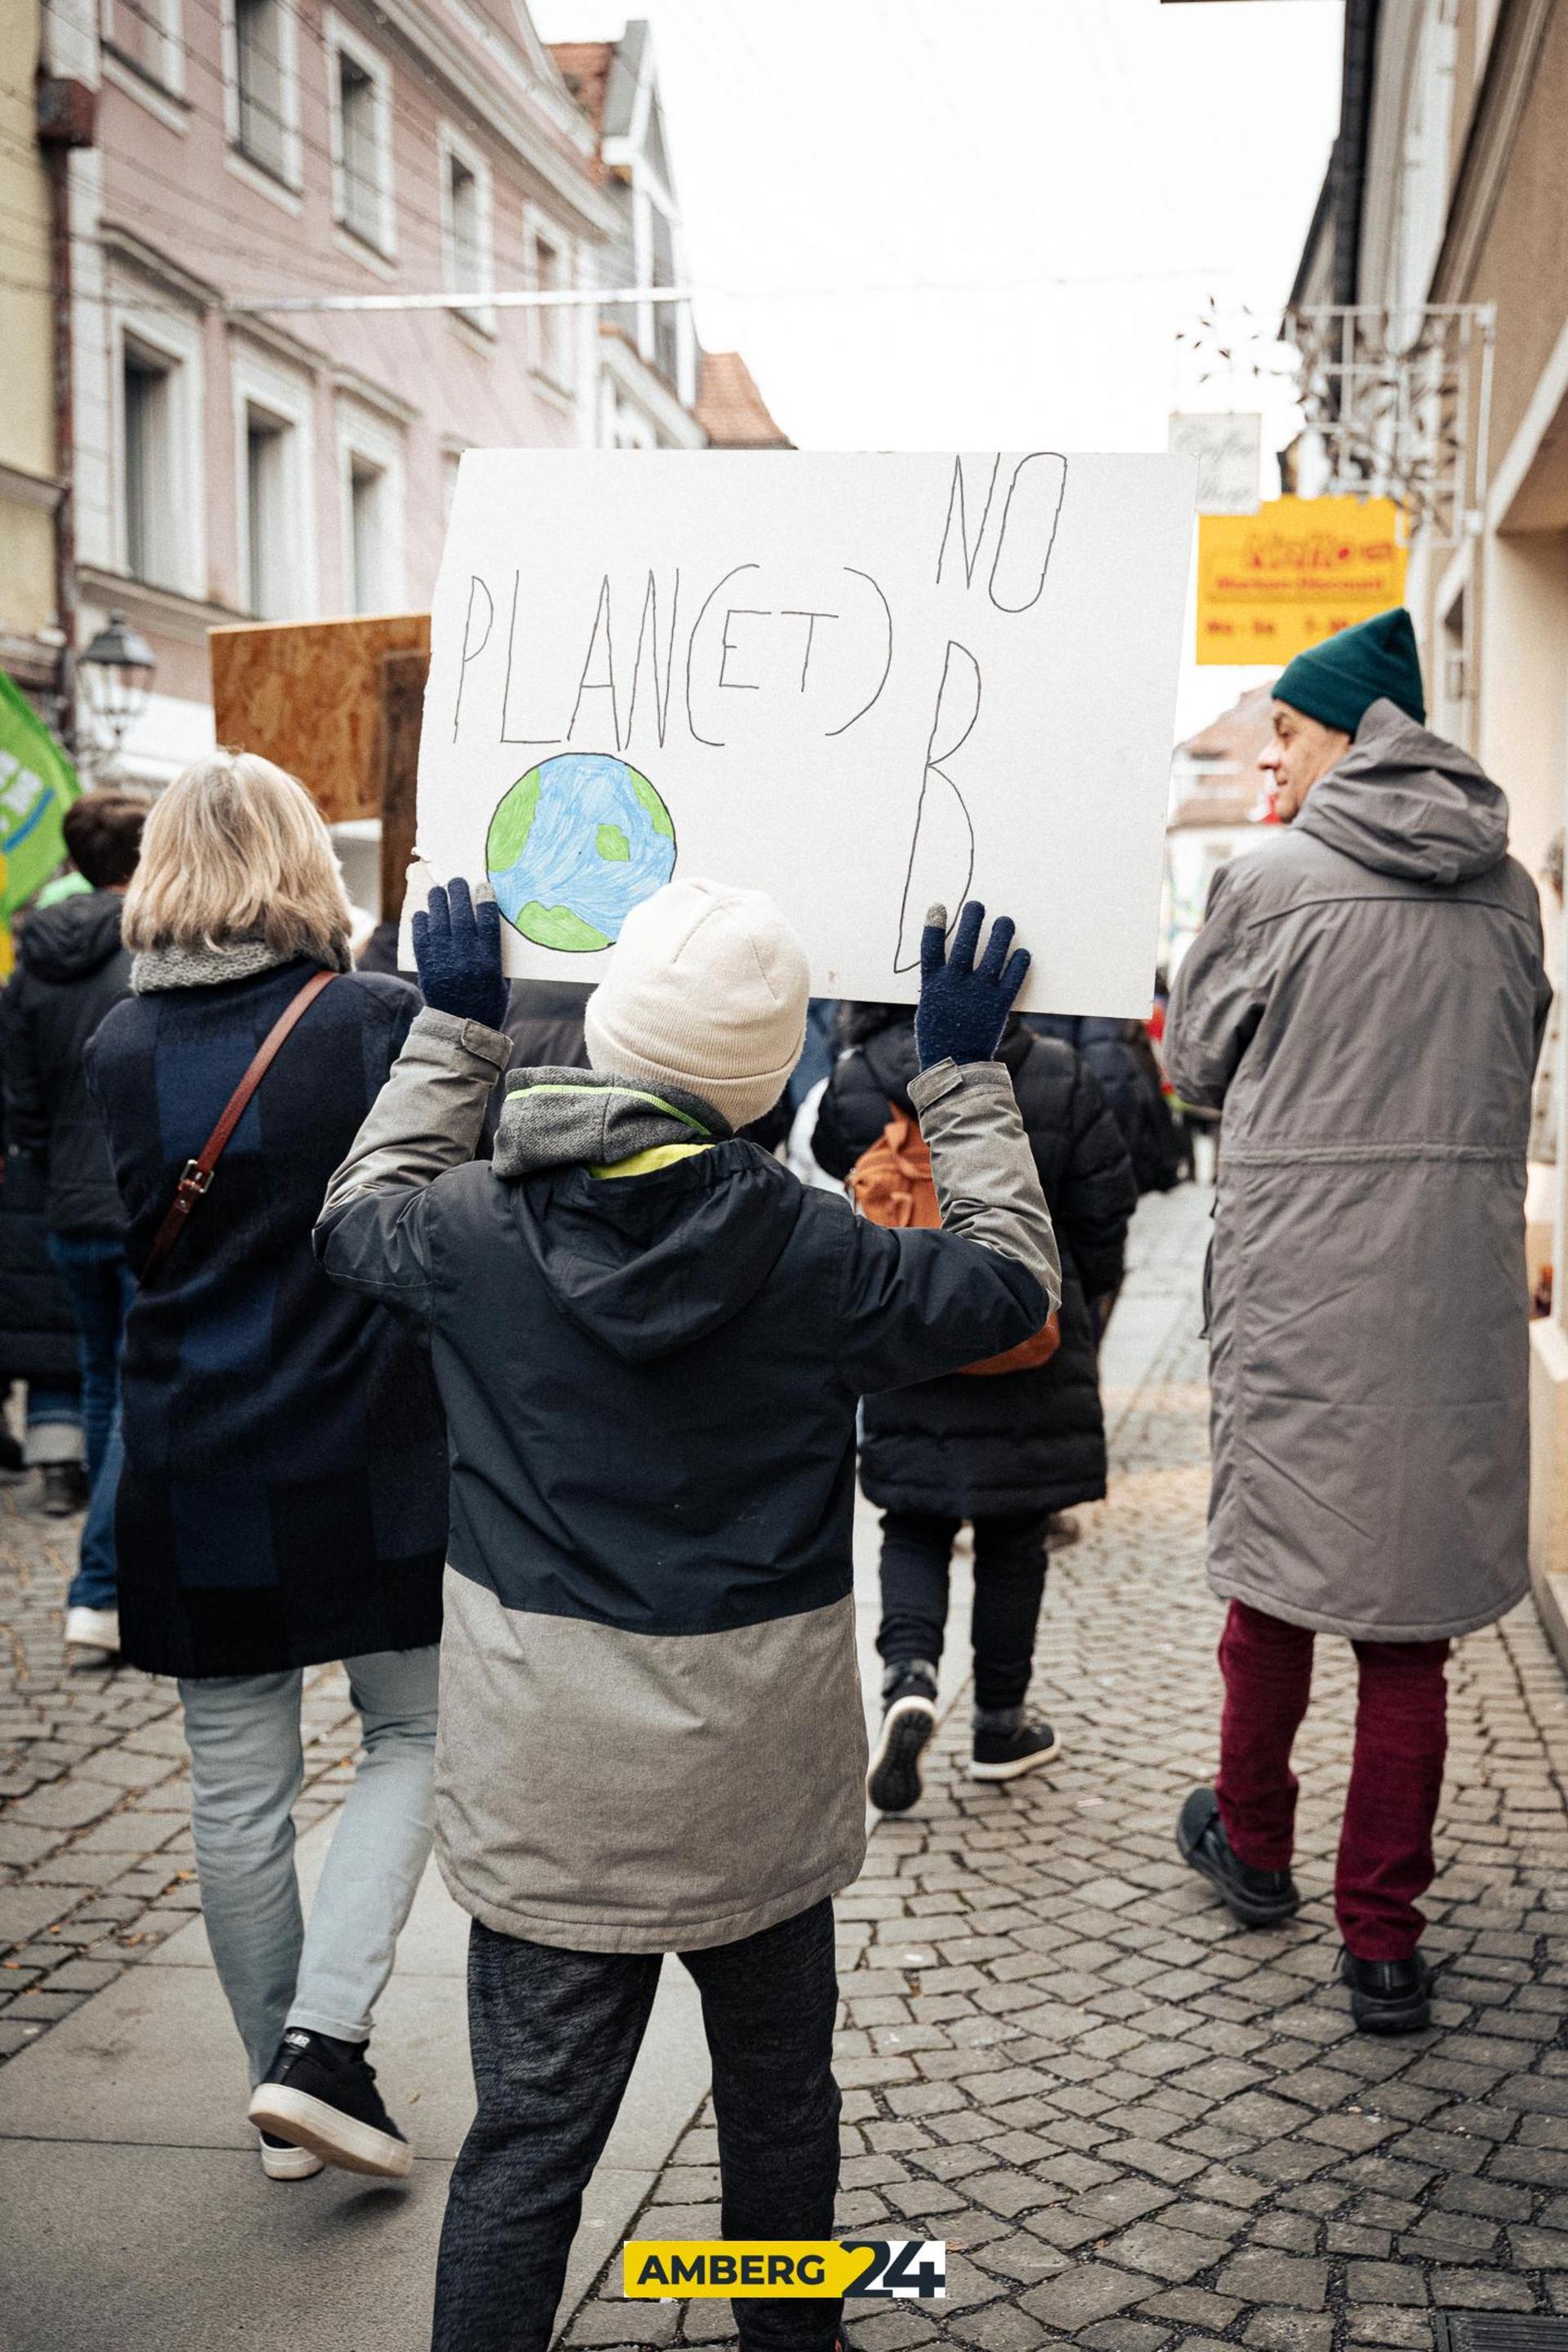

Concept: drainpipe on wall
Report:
left=1330, top=0, right=1381, bottom=307
left=35, top=74, right=96, bottom=756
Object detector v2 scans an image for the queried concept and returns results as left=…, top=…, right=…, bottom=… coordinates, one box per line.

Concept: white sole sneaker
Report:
left=259, top=2132, right=325, bottom=2180
left=248, top=2086, right=413, bottom=2179
left=65, top=1606, right=120, bottom=1654
left=970, top=1726, right=1063, bottom=1782
left=866, top=1694, right=938, bottom=1814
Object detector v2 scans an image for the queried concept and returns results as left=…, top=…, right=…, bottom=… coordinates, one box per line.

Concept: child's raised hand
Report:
left=914, top=901, right=1031, bottom=1071
left=412, top=879, right=510, bottom=1031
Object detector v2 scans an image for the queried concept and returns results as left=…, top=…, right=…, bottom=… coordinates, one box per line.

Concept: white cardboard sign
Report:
left=413, top=449, right=1196, bottom=1014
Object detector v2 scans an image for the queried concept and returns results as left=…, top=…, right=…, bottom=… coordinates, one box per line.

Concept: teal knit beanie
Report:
left=1273, top=607, right=1426, bottom=737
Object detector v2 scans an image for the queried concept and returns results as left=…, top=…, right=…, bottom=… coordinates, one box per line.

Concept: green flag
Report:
left=0, top=669, right=79, bottom=978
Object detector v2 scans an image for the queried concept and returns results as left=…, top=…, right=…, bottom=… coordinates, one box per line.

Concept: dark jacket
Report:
left=1027, top=1014, right=1184, bottom=1194
left=0, top=986, right=81, bottom=1387
left=1167, top=700, right=1551, bottom=1642
left=4, top=893, right=131, bottom=1235
left=86, top=960, right=448, bottom=1678
left=813, top=1015, right=1137, bottom=1517
left=316, top=1016, right=1060, bottom=1952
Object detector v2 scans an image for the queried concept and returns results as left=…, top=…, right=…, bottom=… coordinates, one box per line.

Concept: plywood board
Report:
left=209, top=613, right=430, bottom=823
left=412, top=449, right=1195, bottom=1015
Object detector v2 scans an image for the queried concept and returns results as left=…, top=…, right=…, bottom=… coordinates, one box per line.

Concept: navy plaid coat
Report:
left=86, top=960, right=448, bottom=1677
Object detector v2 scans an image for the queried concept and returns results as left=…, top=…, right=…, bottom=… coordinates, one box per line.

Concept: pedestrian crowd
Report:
left=0, top=605, right=1551, bottom=2347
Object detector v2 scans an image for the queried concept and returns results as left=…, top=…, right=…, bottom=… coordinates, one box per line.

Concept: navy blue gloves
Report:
left=412, top=879, right=509, bottom=1031
left=915, top=900, right=1031, bottom=1071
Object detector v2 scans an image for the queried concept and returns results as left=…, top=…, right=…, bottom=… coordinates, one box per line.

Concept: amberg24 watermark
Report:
left=623, top=2238, right=947, bottom=2300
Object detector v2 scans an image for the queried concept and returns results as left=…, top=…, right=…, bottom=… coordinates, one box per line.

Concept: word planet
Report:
left=485, top=751, right=676, bottom=952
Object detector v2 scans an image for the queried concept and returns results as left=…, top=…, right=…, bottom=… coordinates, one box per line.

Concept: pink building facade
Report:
left=38, top=0, right=708, bottom=801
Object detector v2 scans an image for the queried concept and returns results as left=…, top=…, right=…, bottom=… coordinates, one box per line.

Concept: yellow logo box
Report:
left=623, top=2238, right=947, bottom=2300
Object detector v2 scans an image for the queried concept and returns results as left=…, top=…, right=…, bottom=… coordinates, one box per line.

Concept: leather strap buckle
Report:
left=178, top=1160, right=213, bottom=1198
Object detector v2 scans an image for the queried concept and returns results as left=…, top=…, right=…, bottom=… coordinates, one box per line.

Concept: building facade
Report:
left=32, top=0, right=729, bottom=784
left=1, top=0, right=63, bottom=707
left=1290, top=0, right=1568, bottom=1639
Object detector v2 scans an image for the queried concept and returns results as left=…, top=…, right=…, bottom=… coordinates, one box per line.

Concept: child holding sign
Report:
left=314, top=880, right=1058, bottom=2351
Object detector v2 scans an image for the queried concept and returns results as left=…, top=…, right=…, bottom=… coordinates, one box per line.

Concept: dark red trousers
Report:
left=1214, top=1599, right=1449, bottom=1962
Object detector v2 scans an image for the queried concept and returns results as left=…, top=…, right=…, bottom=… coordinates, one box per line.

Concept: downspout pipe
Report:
left=35, top=74, right=95, bottom=755
left=1330, top=0, right=1381, bottom=307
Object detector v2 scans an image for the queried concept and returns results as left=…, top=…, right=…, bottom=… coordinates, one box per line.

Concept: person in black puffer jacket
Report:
left=1027, top=1013, right=1184, bottom=1194
left=5, top=791, right=149, bottom=1656
left=813, top=1004, right=1137, bottom=1811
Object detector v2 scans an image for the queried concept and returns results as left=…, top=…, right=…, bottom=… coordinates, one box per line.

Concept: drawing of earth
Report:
left=484, top=751, right=677, bottom=952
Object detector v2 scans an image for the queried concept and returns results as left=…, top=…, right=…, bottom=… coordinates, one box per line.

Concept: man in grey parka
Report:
left=1166, top=608, right=1551, bottom=2034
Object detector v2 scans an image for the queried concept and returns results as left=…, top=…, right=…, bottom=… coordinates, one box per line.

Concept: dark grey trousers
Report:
left=431, top=1897, right=843, bottom=2351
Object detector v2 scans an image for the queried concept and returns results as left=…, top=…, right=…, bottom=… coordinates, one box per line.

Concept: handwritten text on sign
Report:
left=415, top=451, right=1194, bottom=1013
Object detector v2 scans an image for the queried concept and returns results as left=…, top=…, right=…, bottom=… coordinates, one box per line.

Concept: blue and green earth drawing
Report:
left=484, top=751, right=676, bottom=952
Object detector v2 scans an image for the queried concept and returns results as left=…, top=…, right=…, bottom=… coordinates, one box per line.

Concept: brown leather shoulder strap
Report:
left=140, top=969, right=341, bottom=1288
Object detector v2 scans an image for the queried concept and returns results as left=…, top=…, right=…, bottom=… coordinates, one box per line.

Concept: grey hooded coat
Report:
left=1166, top=701, right=1552, bottom=1642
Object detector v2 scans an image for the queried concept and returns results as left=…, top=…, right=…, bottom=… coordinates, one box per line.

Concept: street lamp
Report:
left=78, top=608, right=155, bottom=774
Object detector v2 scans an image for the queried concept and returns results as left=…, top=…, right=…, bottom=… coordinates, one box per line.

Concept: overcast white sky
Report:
left=529, top=0, right=1348, bottom=737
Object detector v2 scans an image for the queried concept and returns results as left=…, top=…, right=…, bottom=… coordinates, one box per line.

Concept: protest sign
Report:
left=414, top=450, right=1195, bottom=1014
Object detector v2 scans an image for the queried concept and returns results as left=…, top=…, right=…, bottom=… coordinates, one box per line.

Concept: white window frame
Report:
left=100, top=0, right=186, bottom=101
left=438, top=122, right=495, bottom=337
left=336, top=397, right=405, bottom=616
left=523, top=203, right=575, bottom=396
left=324, top=10, right=395, bottom=261
left=110, top=295, right=205, bottom=598
left=221, top=0, right=303, bottom=206
left=230, top=344, right=317, bottom=618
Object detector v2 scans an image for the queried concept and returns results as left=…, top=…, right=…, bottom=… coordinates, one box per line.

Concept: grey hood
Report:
left=1298, top=698, right=1511, bottom=887
left=492, top=1066, right=729, bottom=1178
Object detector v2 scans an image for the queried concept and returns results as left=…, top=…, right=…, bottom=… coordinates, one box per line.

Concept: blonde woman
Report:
left=85, top=752, right=447, bottom=2182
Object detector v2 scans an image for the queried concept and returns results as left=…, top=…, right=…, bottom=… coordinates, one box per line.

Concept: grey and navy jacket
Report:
left=316, top=1009, right=1060, bottom=1954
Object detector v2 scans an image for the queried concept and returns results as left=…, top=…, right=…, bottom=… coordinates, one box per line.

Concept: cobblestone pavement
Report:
left=568, top=1187, right=1568, bottom=2350
left=0, top=1478, right=356, bottom=2063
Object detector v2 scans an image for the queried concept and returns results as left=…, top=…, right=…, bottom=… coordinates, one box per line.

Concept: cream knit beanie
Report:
left=583, top=879, right=810, bottom=1131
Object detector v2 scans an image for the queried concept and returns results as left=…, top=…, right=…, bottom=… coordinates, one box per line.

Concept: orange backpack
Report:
left=848, top=1107, right=1061, bottom=1377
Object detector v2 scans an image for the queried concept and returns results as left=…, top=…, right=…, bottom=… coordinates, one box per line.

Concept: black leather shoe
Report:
left=1177, top=1786, right=1301, bottom=1927
left=1339, top=1949, right=1433, bottom=2034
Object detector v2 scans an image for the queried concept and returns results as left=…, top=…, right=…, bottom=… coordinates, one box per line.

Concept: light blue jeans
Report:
left=179, top=1647, right=441, bottom=2086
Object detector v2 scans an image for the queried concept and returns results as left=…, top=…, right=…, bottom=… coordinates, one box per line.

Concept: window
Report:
left=338, top=55, right=377, bottom=239
left=532, top=229, right=571, bottom=389
left=339, top=402, right=404, bottom=613
left=347, top=459, right=381, bottom=611
left=122, top=347, right=172, bottom=584
left=326, top=20, right=393, bottom=255
left=245, top=411, right=290, bottom=616
left=440, top=131, right=492, bottom=332
left=234, top=0, right=287, bottom=177
left=109, top=0, right=184, bottom=94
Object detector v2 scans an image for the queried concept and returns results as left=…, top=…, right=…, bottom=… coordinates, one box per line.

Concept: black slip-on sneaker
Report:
left=1177, top=1785, right=1301, bottom=1927
left=1339, top=1948, right=1434, bottom=2034
left=258, top=2129, right=324, bottom=2180
left=971, top=1714, right=1062, bottom=1783
left=867, top=1665, right=938, bottom=1815
left=249, top=2029, right=412, bottom=2179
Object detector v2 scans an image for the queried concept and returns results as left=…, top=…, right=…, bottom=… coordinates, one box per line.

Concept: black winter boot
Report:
left=866, top=1661, right=938, bottom=1815
left=1178, top=1786, right=1301, bottom=1927
left=971, top=1704, right=1061, bottom=1783
left=1339, top=1948, right=1434, bottom=2034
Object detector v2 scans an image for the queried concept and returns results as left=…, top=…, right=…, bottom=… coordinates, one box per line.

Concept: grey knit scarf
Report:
left=131, top=938, right=348, bottom=993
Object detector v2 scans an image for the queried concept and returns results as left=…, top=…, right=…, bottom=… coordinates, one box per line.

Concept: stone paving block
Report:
left=1345, top=2263, right=1428, bottom=2306
left=1019, top=2264, right=1149, bottom=2330
left=1099, top=2220, right=1216, bottom=2283
left=1245, top=2314, right=1334, bottom=2352
left=1216, top=2252, right=1329, bottom=2309
left=1431, top=2271, right=1539, bottom=2310
left=1346, top=2312, right=1434, bottom=2348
